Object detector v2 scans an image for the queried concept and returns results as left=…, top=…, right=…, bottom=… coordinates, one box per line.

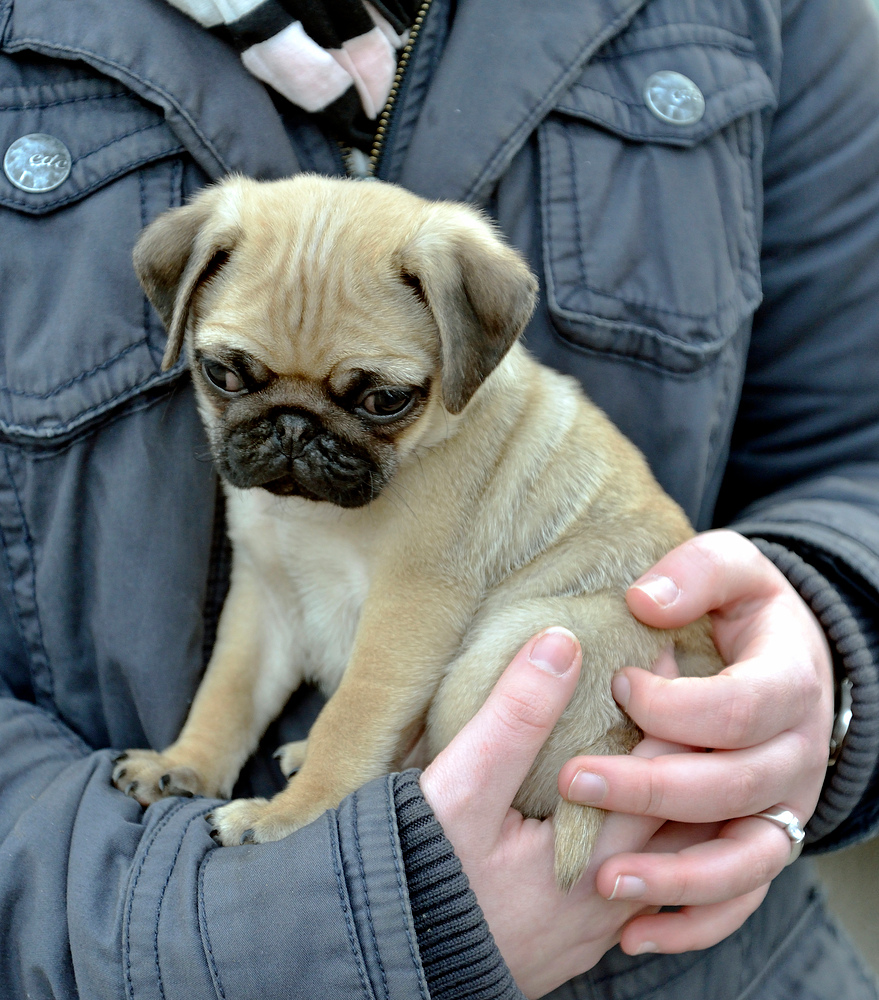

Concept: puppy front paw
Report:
left=273, top=738, right=308, bottom=778
left=207, top=793, right=326, bottom=847
left=111, top=750, right=210, bottom=806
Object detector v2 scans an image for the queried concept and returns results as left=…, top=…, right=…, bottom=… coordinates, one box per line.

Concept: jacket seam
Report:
left=0, top=372, right=187, bottom=450
left=331, top=810, right=375, bottom=1000
left=465, top=0, right=645, bottom=202
left=3, top=36, right=228, bottom=174
left=384, top=776, right=429, bottom=1000
left=155, top=804, right=216, bottom=1000
left=0, top=145, right=184, bottom=215
left=596, top=30, right=757, bottom=59
left=196, top=849, right=227, bottom=1000
left=0, top=338, right=150, bottom=400
left=554, top=92, right=773, bottom=138
left=1, top=447, right=52, bottom=702
left=124, top=799, right=191, bottom=1000
left=80, top=119, right=171, bottom=163
left=352, top=788, right=391, bottom=1000
left=0, top=89, right=129, bottom=111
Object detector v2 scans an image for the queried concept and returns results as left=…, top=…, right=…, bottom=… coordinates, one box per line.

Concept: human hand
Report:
left=420, top=627, right=690, bottom=998
left=558, top=529, right=834, bottom=956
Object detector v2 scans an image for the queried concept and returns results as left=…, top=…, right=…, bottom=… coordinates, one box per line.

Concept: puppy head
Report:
left=134, top=175, right=536, bottom=507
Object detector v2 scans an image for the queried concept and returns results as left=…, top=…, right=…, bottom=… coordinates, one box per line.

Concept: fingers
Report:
left=560, top=736, right=814, bottom=823
left=625, top=529, right=783, bottom=632
left=619, top=884, right=769, bottom=956
left=607, top=661, right=820, bottom=751
left=422, top=627, right=581, bottom=833
left=594, top=816, right=794, bottom=907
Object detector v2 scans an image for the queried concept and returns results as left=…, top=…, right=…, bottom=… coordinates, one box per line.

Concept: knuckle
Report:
left=748, top=845, right=779, bottom=888
left=719, top=689, right=759, bottom=747
left=495, top=686, right=555, bottom=740
left=727, top=763, right=762, bottom=813
left=642, top=764, right=669, bottom=816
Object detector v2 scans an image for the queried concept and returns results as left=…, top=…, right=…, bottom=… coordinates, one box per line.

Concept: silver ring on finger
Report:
left=753, top=808, right=805, bottom=866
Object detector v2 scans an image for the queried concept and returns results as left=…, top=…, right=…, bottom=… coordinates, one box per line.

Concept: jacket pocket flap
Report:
left=554, top=30, right=776, bottom=146
left=0, top=77, right=184, bottom=215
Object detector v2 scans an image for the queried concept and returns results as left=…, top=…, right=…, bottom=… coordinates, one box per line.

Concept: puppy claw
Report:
left=110, top=749, right=214, bottom=805
left=207, top=796, right=323, bottom=847
left=112, top=752, right=129, bottom=765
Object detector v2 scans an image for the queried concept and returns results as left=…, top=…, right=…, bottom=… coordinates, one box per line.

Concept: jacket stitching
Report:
left=0, top=494, right=28, bottom=664
left=1, top=447, right=52, bottom=701
left=196, top=847, right=227, bottom=999
left=0, top=369, right=184, bottom=446
left=331, top=810, right=375, bottom=1000
left=154, top=805, right=215, bottom=1000
left=465, top=0, right=642, bottom=202
left=596, top=31, right=756, bottom=60
left=1, top=90, right=129, bottom=111
left=555, top=89, right=773, bottom=126
left=384, top=777, right=430, bottom=1000
left=6, top=37, right=229, bottom=173
left=123, top=800, right=190, bottom=1000
left=352, top=788, right=391, bottom=1000
left=79, top=120, right=171, bottom=163
left=0, top=338, right=150, bottom=399
left=563, top=122, right=589, bottom=292
left=0, top=146, right=184, bottom=214
left=542, top=115, right=760, bottom=323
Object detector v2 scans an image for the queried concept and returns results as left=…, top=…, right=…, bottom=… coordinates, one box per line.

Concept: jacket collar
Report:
left=2, top=0, right=648, bottom=200
left=398, top=0, right=650, bottom=203
left=1, top=0, right=301, bottom=181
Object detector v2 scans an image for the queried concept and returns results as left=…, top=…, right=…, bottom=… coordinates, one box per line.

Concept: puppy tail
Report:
left=553, top=798, right=606, bottom=892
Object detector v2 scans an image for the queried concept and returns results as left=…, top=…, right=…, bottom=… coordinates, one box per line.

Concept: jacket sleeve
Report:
left=719, top=0, right=879, bottom=850
left=0, top=562, right=521, bottom=1000
left=0, top=680, right=522, bottom=997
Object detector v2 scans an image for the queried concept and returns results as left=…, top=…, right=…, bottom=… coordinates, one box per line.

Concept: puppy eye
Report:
left=202, top=360, right=246, bottom=395
left=357, top=388, right=415, bottom=421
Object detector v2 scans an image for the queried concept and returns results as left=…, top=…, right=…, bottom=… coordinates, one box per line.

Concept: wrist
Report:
left=392, top=770, right=525, bottom=1000
left=746, top=537, right=879, bottom=846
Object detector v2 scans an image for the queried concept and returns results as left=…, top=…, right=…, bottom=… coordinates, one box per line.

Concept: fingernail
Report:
left=609, top=875, right=648, bottom=901
left=529, top=627, right=579, bottom=676
left=632, top=574, right=680, bottom=608
left=611, top=672, right=631, bottom=710
left=566, top=769, right=607, bottom=805
left=633, top=941, right=658, bottom=955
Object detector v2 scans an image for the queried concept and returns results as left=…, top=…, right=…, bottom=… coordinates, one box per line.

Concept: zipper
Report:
left=341, top=0, right=434, bottom=179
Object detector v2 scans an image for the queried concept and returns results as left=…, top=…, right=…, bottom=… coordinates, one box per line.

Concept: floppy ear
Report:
left=398, top=206, right=538, bottom=414
left=133, top=182, right=241, bottom=370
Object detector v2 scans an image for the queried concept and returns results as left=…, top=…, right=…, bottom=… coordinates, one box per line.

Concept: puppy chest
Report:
left=238, top=505, right=372, bottom=692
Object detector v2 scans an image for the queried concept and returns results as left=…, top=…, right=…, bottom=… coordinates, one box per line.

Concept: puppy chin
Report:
left=214, top=446, right=392, bottom=508
left=257, top=471, right=389, bottom=508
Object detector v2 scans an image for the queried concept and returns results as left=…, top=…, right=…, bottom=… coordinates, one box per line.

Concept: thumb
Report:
left=626, top=530, right=781, bottom=629
left=423, top=627, right=581, bottom=834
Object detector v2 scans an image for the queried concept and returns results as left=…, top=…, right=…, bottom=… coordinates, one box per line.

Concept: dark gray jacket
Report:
left=1, top=0, right=879, bottom=996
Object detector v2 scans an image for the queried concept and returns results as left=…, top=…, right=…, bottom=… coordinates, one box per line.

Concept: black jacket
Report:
left=0, top=0, right=878, bottom=996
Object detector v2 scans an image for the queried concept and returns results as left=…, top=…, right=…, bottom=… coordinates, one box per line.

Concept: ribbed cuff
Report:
left=391, top=770, right=525, bottom=1000
left=748, top=538, right=879, bottom=847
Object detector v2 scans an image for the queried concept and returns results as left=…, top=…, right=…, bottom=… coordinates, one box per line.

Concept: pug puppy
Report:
left=113, top=174, right=722, bottom=889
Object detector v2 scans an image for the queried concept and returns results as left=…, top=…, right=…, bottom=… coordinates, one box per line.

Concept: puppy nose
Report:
left=273, top=411, right=315, bottom=456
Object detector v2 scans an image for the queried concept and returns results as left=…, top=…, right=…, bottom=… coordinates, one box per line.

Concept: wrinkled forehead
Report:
left=191, top=210, right=438, bottom=388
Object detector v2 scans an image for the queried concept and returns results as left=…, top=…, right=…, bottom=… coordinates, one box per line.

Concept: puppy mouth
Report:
left=257, top=469, right=386, bottom=508
left=215, top=411, right=391, bottom=508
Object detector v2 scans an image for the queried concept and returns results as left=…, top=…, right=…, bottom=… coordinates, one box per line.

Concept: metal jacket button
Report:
left=4, top=133, right=72, bottom=193
left=643, top=71, right=706, bottom=126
